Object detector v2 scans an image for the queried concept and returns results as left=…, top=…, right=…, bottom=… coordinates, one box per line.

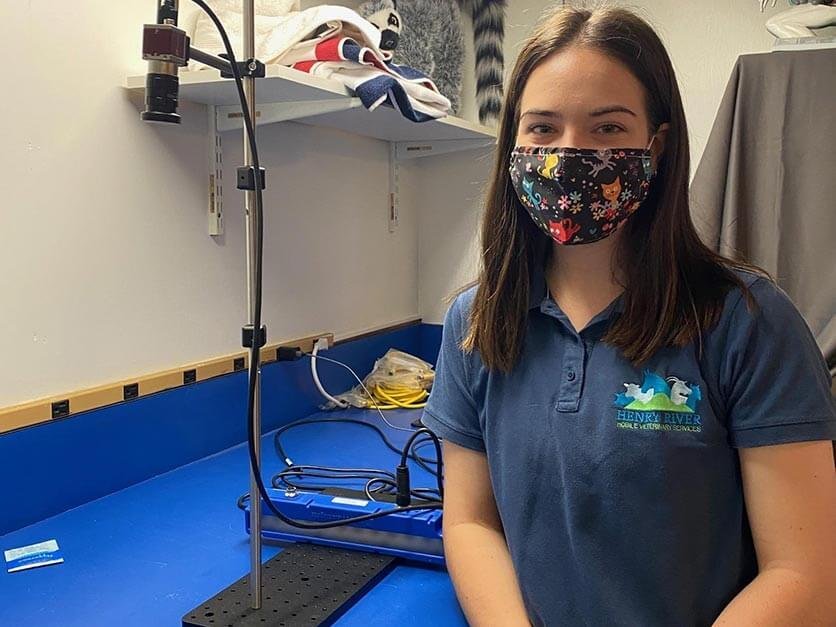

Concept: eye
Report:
left=527, top=124, right=554, bottom=135
left=596, top=123, right=625, bottom=135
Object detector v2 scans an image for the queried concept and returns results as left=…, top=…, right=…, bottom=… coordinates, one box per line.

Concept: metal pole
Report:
left=241, top=0, right=262, bottom=610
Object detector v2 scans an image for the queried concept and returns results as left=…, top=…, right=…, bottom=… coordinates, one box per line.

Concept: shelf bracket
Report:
left=394, top=139, right=496, bottom=160
left=388, top=142, right=399, bottom=232
left=208, top=105, right=224, bottom=236
left=206, top=99, right=362, bottom=237
left=386, top=138, right=495, bottom=233
left=216, top=98, right=364, bottom=132
left=207, top=104, right=495, bottom=238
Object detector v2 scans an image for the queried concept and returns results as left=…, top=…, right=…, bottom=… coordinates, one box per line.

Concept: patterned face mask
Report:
left=508, top=140, right=657, bottom=245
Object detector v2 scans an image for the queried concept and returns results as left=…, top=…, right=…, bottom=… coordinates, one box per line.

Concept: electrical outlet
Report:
left=51, top=399, right=70, bottom=419
left=123, top=383, right=139, bottom=400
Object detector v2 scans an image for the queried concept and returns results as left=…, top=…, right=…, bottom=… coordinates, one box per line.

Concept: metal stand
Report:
left=240, top=0, right=263, bottom=610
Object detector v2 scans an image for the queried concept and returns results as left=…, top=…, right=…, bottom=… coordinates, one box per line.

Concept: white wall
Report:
left=416, top=0, right=785, bottom=324
left=0, top=1, right=417, bottom=408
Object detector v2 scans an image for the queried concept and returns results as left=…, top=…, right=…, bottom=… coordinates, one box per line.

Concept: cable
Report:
left=307, top=346, right=428, bottom=410
left=302, top=351, right=415, bottom=433
left=400, top=428, right=444, bottom=500
left=270, top=417, right=440, bottom=499
left=189, top=0, right=441, bottom=530
left=272, top=416, right=438, bottom=469
left=311, top=338, right=349, bottom=409
left=363, top=478, right=441, bottom=503
left=372, top=383, right=428, bottom=408
left=272, top=466, right=396, bottom=492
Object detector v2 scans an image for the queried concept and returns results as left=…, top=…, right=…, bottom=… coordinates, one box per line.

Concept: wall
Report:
left=417, top=0, right=786, bottom=324
left=0, top=1, right=419, bottom=409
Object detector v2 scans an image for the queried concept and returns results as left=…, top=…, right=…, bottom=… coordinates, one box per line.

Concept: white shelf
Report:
left=126, top=64, right=496, bottom=237
left=125, top=65, right=498, bottom=144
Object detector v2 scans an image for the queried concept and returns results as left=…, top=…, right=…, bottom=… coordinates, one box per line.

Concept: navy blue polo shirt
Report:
left=421, top=269, right=836, bottom=627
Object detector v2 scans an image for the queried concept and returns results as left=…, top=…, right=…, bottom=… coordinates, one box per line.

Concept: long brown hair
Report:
left=462, top=5, right=762, bottom=372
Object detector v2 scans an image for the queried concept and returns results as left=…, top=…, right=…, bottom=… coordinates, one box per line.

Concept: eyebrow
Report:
left=520, top=105, right=637, bottom=119
left=589, top=105, right=637, bottom=117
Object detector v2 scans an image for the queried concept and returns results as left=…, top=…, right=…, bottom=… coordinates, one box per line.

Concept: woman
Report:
left=421, top=6, right=836, bottom=626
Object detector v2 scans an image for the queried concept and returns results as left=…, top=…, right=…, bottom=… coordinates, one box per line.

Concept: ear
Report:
left=650, top=122, right=670, bottom=170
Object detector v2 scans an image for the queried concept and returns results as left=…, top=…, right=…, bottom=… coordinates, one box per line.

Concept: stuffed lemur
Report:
left=456, top=0, right=506, bottom=124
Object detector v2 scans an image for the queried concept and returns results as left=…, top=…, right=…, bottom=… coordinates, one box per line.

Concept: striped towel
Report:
left=286, top=36, right=451, bottom=123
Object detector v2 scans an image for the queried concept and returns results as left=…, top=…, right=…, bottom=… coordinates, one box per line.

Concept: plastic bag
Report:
left=327, top=348, right=435, bottom=409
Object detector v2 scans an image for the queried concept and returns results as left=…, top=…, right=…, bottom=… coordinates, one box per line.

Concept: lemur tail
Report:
left=459, top=0, right=506, bottom=125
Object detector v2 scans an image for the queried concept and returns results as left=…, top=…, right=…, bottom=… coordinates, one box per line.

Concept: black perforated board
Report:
left=182, top=544, right=396, bottom=627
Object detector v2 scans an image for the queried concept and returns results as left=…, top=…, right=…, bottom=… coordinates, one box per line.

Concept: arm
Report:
left=713, top=440, right=836, bottom=626
left=442, top=440, right=531, bottom=627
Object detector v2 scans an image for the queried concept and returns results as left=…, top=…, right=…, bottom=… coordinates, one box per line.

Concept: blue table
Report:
left=0, top=408, right=466, bottom=627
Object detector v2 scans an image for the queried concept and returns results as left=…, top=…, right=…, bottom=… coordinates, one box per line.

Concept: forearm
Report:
left=444, top=521, right=531, bottom=627
left=713, top=567, right=836, bottom=626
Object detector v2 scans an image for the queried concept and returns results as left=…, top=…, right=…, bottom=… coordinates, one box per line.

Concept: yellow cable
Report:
left=373, top=384, right=428, bottom=408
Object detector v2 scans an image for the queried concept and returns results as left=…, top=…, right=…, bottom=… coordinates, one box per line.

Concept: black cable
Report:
left=400, top=428, right=444, bottom=500
left=410, top=435, right=440, bottom=475
left=272, top=467, right=395, bottom=492
left=272, top=416, right=438, bottom=469
left=271, top=419, right=440, bottom=499
left=364, top=478, right=441, bottom=501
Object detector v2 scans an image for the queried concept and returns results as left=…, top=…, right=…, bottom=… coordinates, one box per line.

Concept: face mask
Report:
left=508, top=139, right=657, bottom=245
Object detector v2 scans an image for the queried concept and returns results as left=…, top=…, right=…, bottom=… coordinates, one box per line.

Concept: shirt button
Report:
left=567, top=369, right=576, bottom=381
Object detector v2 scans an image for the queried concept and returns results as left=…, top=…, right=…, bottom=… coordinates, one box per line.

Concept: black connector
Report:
left=276, top=346, right=303, bottom=362
left=236, top=166, right=266, bottom=191
left=219, top=55, right=266, bottom=79
left=396, top=465, right=411, bottom=507
left=242, top=324, right=267, bottom=348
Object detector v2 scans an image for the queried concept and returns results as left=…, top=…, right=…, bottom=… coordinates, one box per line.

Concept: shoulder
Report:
left=720, top=268, right=799, bottom=328
left=709, top=267, right=823, bottom=376
left=445, top=284, right=478, bottom=333
left=704, top=266, right=814, bottom=368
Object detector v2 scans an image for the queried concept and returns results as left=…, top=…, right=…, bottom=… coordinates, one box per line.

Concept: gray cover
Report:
left=690, top=48, right=836, bottom=375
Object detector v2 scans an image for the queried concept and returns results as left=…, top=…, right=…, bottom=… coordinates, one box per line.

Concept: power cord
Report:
left=190, top=0, right=443, bottom=530
left=301, top=349, right=416, bottom=433
left=310, top=338, right=349, bottom=409
left=307, top=342, right=428, bottom=410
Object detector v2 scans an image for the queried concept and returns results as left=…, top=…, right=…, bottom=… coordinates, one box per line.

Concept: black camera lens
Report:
left=140, top=73, right=181, bottom=124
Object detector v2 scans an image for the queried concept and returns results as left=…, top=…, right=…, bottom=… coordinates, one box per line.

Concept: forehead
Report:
left=519, top=46, right=647, bottom=117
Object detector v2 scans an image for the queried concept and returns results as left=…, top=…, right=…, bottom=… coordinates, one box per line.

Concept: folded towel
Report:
left=189, top=3, right=390, bottom=70
left=290, top=36, right=451, bottom=122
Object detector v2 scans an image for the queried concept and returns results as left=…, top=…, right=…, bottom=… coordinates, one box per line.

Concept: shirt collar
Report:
left=528, top=262, right=626, bottom=324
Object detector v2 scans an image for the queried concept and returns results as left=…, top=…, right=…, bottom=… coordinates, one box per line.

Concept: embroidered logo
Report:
left=613, top=370, right=703, bottom=433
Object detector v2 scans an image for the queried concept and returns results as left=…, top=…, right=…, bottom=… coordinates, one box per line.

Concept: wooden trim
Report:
left=0, top=332, right=333, bottom=436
